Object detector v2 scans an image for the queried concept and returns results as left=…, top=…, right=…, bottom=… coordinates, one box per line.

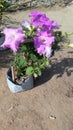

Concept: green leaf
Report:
left=33, top=73, right=38, bottom=78
left=65, top=43, right=73, bottom=48
left=38, top=69, right=42, bottom=76
left=15, top=57, right=27, bottom=69
left=69, top=44, right=73, bottom=47
left=26, top=66, right=34, bottom=76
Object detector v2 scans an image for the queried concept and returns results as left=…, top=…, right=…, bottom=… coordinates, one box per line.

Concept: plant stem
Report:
left=11, top=66, right=15, bottom=82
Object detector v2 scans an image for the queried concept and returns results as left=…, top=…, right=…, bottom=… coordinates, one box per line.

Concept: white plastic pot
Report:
left=6, top=68, right=34, bottom=93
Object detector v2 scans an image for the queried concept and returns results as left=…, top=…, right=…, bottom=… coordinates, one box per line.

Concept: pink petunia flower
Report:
left=45, top=46, right=52, bottom=58
left=33, top=32, right=55, bottom=56
left=21, top=20, right=31, bottom=30
left=29, top=10, right=58, bottom=29
left=1, top=28, right=26, bottom=52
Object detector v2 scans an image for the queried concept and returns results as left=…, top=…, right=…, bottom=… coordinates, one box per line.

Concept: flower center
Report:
left=42, top=39, right=46, bottom=43
left=9, top=34, right=15, bottom=40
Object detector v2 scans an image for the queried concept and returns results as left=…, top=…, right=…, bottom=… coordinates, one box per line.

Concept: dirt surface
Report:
left=0, top=4, right=73, bottom=130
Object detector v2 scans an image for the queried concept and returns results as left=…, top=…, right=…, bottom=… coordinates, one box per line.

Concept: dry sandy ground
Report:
left=0, top=4, right=73, bottom=130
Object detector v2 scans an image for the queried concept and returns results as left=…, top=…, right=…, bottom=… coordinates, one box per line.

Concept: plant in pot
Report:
left=1, top=10, right=63, bottom=93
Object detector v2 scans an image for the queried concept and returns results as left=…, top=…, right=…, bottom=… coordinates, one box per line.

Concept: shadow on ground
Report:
left=0, top=50, right=14, bottom=68
left=34, top=57, right=73, bottom=87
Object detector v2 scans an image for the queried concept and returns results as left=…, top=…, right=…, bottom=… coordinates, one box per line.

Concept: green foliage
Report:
left=12, top=40, right=50, bottom=78
left=26, top=66, right=34, bottom=76
left=11, top=31, right=63, bottom=79
left=52, top=31, right=63, bottom=50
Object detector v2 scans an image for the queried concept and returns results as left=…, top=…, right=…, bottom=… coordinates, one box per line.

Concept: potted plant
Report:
left=1, top=10, right=62, bottom=93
